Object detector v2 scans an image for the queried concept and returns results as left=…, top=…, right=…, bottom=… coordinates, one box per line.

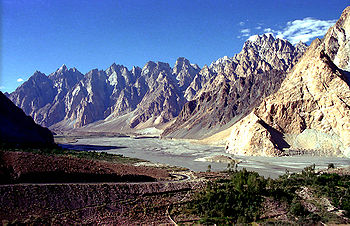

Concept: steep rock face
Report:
left=8, top=65, right=84, bottom=127
left=184, top=65, right=214, bottom=101
left=8, top=33, right=308, bottom=135
left=105, top=64, right=143, bottom=117
left=8, top=71, right=56, bottom=124
left=44, top=65, right=84, bottom=126
left=0, top=92, right=54, bottom=145
left=163, top=35, right=307, bottom=139
left=173, top=57, right=200, bottom=91
left=225, top=112, right=284, bottom=156
left=226, top=6, right=350, bottom=157
left=323, top=7, right=350, bottom=71
left=129, top=61, right=186, bottom=128
left=63, top=69, right=111, bottom=128
left=163, top=69, right=286, bottom=139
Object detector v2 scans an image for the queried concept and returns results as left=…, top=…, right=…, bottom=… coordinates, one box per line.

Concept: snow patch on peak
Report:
left=248, top=35, right=260, bottom=42
left=210, top=56, right=233, bottom=68
left=247, top=33, right=277, bottom=44
left=58, top=64, right=68, bottom=72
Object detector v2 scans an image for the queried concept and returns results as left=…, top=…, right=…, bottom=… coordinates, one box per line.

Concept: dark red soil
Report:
left=0, top=151, right=170, bottom=183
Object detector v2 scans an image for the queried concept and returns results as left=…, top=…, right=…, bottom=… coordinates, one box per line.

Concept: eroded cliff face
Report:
left=226, top=6, right=350, bottom=157
left=63, top=69, right=111, bottom=128
left=128, top=61, right=187, bottom=128
left=163, top=34, right=307, bottom=139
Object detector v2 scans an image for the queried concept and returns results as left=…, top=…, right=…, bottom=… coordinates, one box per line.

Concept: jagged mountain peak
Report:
left=246, top=33, right=275, bottom=46
left=173, top=57, right=201, bottom=89
left=131, top=66, right=142, bottom=78
left=48, top=64, right=69, bottom=78
left=106, top=63, right=129, bottom=75
left=106, top=62, right=118, bottom=72
left=335, top=6, right=350, bottom=29
left=8, top=22, right=311, bottom=135
left=105, top=63, right=135, bottom=87
left=174, top=57, right=190, bottom=66
left=173, top=57, right=191, bottom=73
left=143, top=60, right=170, bottom=69
left=175, top=56, right=189, bottom=62
left=58, top=64, right=68, bottom=72
left=246, top=33, right=308, bottom=52
left=49, top=64, right=83, bottom=79
left=85, top=69, right=106, bottom=78
left=33, top=70, right=45, bottom=76
left=210, top=56, right=233, bottom=68
left=132, top=65, right=141, bottom=71
left=165, top=30, right=309, bottom=139
left=322, top=6, right=350, bottom=71
left=29, top=71, right=48, bottom=83
left=142, top=61, right=172, bottom=78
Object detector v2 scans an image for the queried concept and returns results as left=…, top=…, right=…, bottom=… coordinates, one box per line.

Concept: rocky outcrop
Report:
left=0, top=92, right=54, bottom=145
left=173, top=57, right=201, bottom=91
left=63, top=69, right=112, bottom=128
left=163, top=35, right=307, bottom=139
left=106, top=65, right=143, bottom=117
left=128, top=61, right=186, bottom=128
left=226, top=6, right=350, bottom=157
left=184, top=65, right=214, bottom=101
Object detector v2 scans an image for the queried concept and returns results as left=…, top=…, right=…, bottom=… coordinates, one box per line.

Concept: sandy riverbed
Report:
left=58, top=136, right=350, bottom=178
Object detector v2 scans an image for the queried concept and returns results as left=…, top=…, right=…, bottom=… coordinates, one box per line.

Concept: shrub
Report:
left=328, top=163, right=335, bottom=169
left=190, top=168, right=266, bottom=223
left=290, top=199, right=308, bottom=216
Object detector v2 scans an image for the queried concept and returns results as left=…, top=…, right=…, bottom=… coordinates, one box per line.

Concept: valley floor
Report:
left=57, top=135, right=350, bottom=178
left=1, top=137, right=350, bottom=224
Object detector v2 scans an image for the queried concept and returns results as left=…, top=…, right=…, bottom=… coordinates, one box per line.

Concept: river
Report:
left=60, top=136, right=350, bottom=179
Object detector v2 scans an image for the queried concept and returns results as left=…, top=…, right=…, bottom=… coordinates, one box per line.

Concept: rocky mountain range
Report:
left=8, top=35, right=305, bottom=136
left=226, top=6, right=350, bottom=157
left=8, top=58, right=200, bottom=133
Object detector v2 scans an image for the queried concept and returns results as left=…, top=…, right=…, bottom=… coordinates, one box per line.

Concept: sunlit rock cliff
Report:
left=226, top=6, right=350, bottom=157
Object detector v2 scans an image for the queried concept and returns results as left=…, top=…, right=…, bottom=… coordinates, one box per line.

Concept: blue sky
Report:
left=1, top=0, right=349, bottom=93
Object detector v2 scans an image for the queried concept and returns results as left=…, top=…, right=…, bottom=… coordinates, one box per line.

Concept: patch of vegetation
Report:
left=0, top=142, right=143, bottom=164
left=189, top=168, right=266, bottom=224
left=187, top=164, right=350, bottom=224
